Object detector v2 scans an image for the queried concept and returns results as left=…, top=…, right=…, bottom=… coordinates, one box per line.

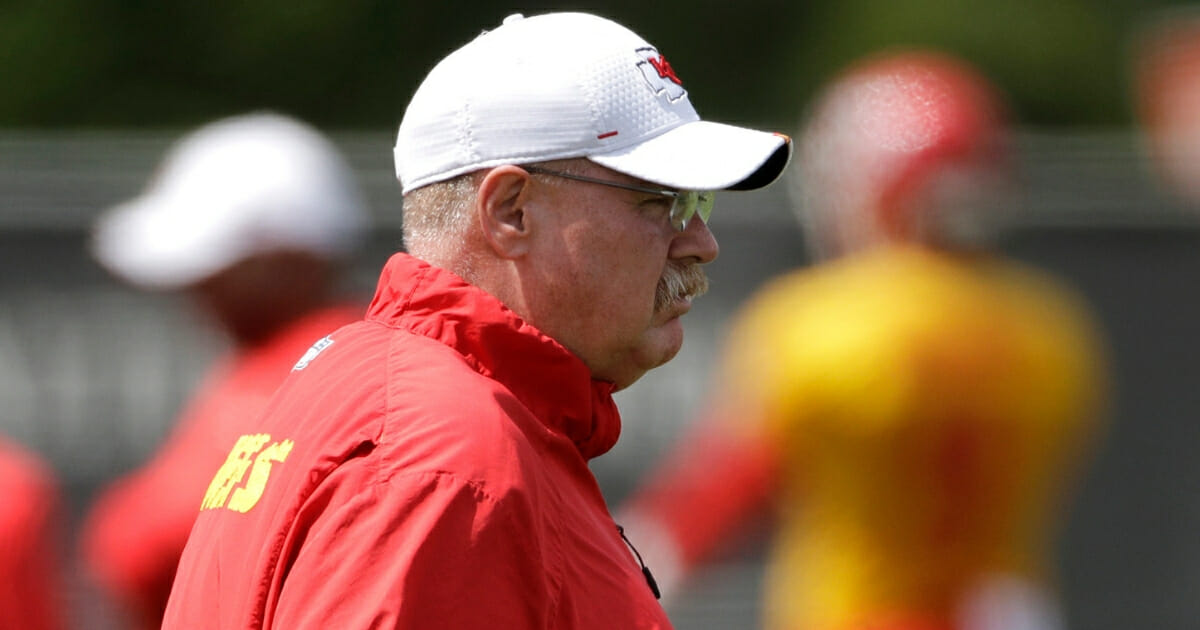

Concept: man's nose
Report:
left=670, top=215, right=719, bottom=265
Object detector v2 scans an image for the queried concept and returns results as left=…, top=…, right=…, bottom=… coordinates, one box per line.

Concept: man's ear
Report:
left=477, top=165, right=535, bottom=259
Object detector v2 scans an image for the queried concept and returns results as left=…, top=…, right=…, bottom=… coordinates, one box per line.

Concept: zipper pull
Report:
left=616, top=524, right=662, bottom=600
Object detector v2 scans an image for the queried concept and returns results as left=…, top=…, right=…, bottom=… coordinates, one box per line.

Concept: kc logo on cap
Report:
left=636, top=47, right=686, bottom=103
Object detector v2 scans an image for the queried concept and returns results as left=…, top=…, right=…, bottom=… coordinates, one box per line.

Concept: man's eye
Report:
left=638, top=197, right=673, bottom=214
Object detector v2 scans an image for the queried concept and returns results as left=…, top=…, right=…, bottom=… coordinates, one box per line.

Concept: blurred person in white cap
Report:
left=81, top=111, right=369, bottom=630
left=161, top=12, right=790, bottom=629
left=618, top=50, right=1109, bottom=630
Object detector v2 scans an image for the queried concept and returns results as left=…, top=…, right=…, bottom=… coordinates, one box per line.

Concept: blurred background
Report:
left=4, top=1, right=1200, bottom=628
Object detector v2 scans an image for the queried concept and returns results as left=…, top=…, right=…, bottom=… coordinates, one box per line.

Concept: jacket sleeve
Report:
left=0, top=446, right=67, bottom=630
left=80, top=414, right=224, bottom=628
left=618, top=418, right=779, bottom=574
left=270, top=459, right=554, bottom=629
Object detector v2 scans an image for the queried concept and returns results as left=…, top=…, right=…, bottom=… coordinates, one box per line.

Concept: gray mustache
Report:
left=655, top=262, right=709, bottom=313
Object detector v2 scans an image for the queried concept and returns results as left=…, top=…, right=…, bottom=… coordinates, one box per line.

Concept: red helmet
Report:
left=795, top=50, right=1011, bottom=252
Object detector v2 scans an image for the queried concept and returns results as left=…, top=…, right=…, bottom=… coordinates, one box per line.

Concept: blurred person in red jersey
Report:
left=80, top=112, right=369, bottom=629
left=0, top=435, right=66, bottom=630
left=160, top=12, right=790, bottom=629
left=618, top=50, right=1110, bottom=630
left=1132, top=7, right=1200, bottom=203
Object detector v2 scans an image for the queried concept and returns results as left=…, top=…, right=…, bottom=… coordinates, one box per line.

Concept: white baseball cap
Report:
left=395, top=12, right=791, bottom=194
left=93, top=112, right=368, bottom=290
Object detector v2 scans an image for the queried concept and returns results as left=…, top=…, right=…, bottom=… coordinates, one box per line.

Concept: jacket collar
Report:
left=366, top=253, right=621, bottom=459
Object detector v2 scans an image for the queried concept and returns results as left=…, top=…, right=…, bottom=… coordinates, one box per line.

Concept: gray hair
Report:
left=401, top=173, right=478, bottom=261
left=400, top=159, right=591, bottom=273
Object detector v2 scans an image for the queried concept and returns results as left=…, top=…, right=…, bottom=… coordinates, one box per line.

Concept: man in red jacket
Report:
left=82, top=112, right=369, bottom=629
left=162, top=12, right=790, bottom=629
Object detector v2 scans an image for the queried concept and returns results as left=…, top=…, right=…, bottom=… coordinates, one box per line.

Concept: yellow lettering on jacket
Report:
left=201, top=434, right=294, bottom=513
left=227, top=439, right=294, bottom=513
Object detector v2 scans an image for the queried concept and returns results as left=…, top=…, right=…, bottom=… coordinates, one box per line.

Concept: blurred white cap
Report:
left=93, top=112, right=368, bottom=290
left=395, top=12, right=791, bottom=194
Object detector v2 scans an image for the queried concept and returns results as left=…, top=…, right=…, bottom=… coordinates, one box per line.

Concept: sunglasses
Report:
left=523, top=166, right=714, bottom=232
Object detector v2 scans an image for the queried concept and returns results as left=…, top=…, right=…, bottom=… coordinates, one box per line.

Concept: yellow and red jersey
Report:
left=627, top=245, right=1107, bottom=630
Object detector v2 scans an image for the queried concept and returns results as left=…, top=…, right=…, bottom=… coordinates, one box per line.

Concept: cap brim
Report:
left=91, top=196, right=238, bottom=290
left=589, top=120, right=792, bottom=191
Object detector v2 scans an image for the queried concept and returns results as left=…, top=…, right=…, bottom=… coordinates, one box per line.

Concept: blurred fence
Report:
left=3, top=128, right=1200, bottom=629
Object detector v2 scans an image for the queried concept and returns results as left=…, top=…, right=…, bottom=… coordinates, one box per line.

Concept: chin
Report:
left=607, top=321, right=686, bottom=392
left=643, top=318, right=686, bottom=368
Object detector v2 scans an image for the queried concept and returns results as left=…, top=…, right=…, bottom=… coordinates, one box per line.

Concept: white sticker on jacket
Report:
left=292, top=335, right=334, bottom=371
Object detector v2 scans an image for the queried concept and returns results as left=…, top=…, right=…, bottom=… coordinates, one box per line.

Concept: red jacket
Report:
left=82, top=306, right=361, bottom=628
left=0, top=436, right=65, bottom=630
left=163, top=253, right=672, bottom=629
